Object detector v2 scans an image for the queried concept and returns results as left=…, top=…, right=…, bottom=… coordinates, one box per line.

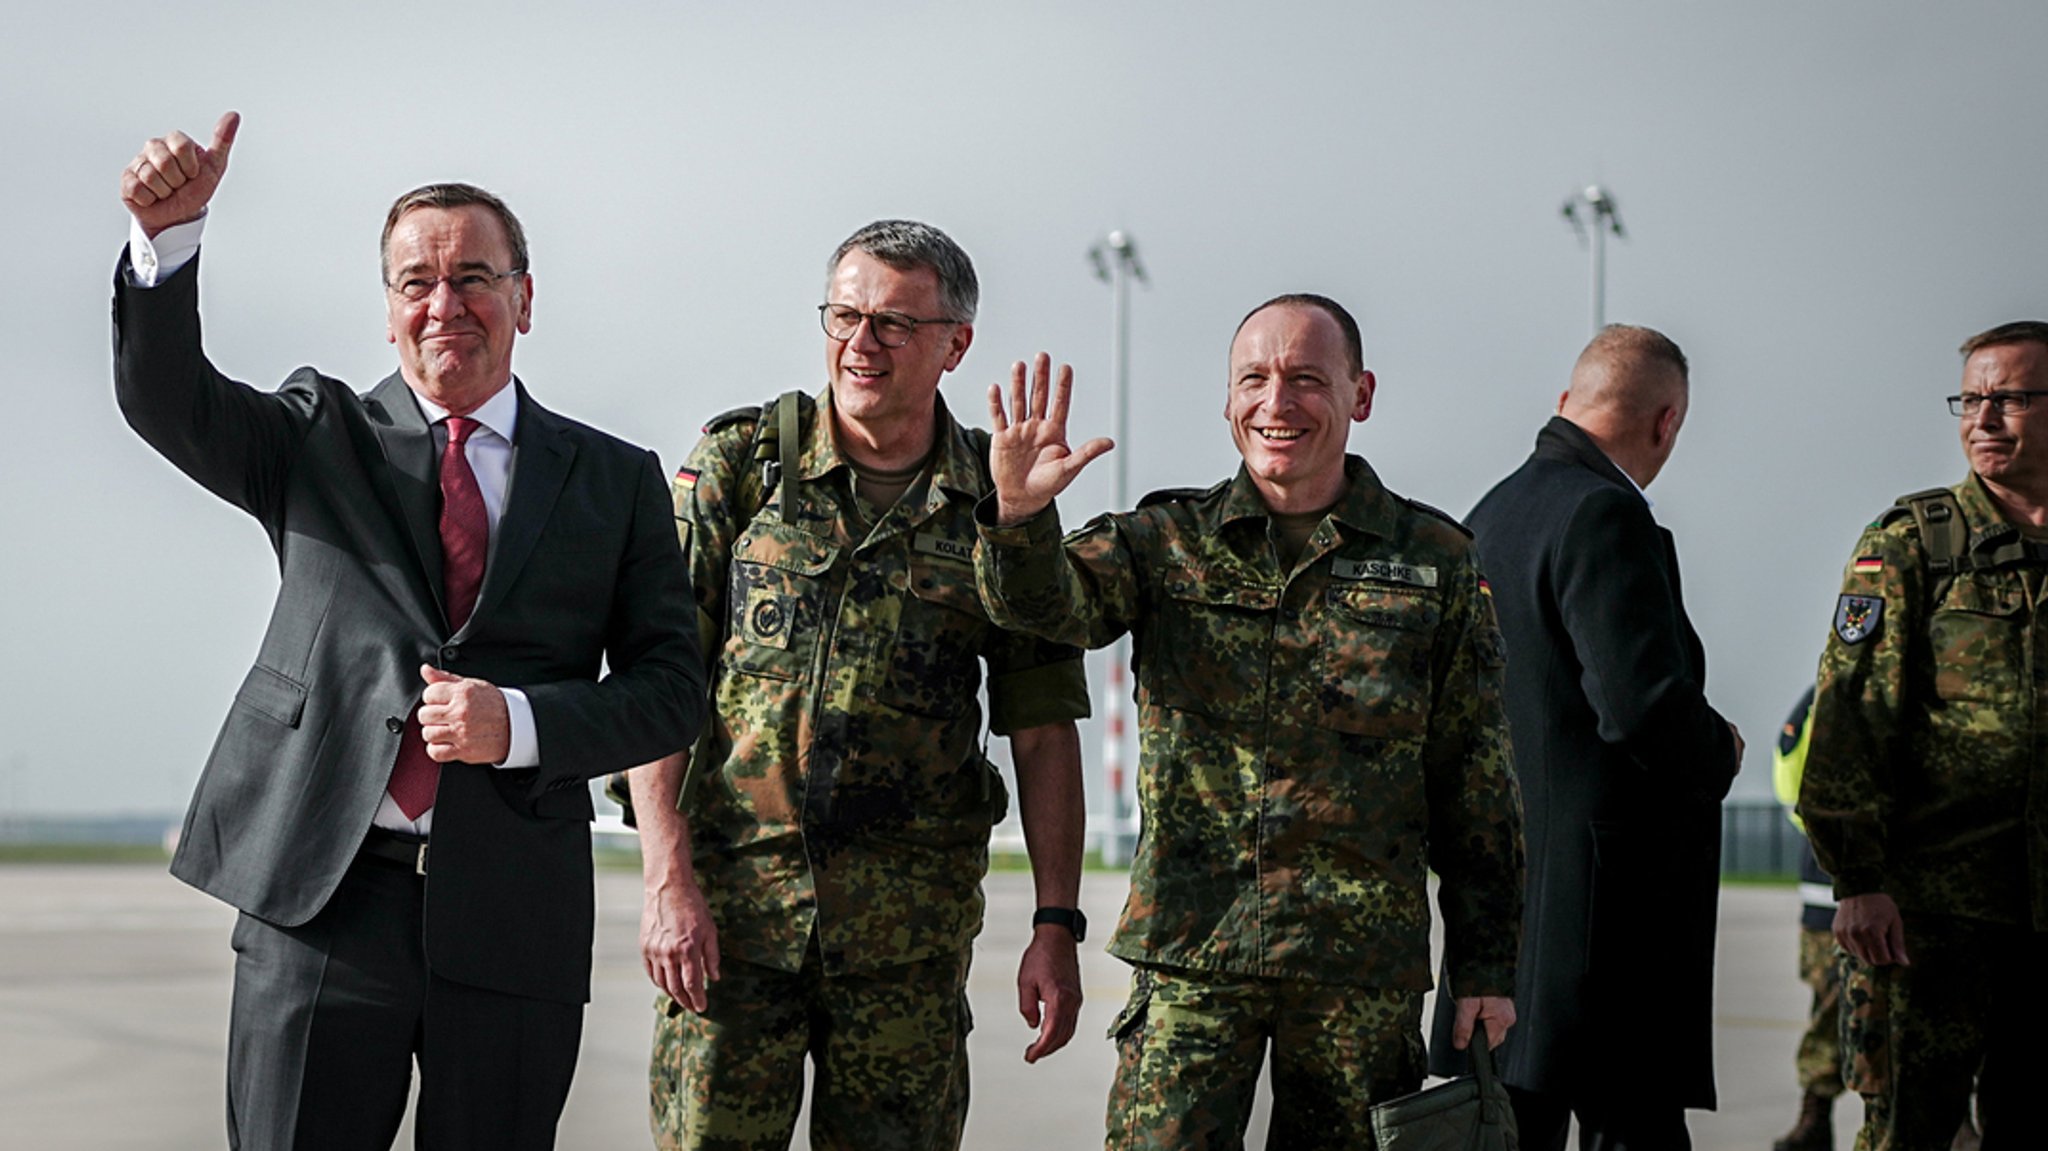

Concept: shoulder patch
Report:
left=1833, top=594, right=1884, bottom=645
left=1396, top=495, right=1474, bottom=538
left=1138, top=480, right=1223, bottom=509
left=701, top=404, right=764, bottom=436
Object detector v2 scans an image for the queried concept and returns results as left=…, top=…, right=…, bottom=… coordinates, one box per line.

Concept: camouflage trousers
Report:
left=1796, top=925, right=1845, bottom=1097
left=1840, top=914, right=2045, bottom=1151
left=648, top=945, right=973, bottom=1151
left=1105, top=963, right=1425, bottom=1151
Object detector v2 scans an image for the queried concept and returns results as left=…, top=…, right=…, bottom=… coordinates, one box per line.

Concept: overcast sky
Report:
left=5, top=1, right=2045, bottom=818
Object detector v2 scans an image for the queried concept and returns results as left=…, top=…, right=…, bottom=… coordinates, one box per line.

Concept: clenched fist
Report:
left=417, top=664, right=511, bottom=765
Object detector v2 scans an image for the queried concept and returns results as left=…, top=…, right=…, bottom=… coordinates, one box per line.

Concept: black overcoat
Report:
left=1429, top=417, right=1736, bottom=1108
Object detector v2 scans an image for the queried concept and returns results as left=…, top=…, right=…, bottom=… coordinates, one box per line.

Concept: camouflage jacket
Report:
left=678, top=388, right=1090, bottom=975
left=976, top=457, right=1524, bottom=993
left=1802, top=474, right=2048, bottom=930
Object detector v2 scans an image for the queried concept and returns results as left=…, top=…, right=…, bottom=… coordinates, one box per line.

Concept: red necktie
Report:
left=388, top=416, right=491, bottom=821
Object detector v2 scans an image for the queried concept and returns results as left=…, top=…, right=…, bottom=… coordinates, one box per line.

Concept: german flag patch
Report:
left=675, top=466, right=699, bottom=491
left=1852, top=556, right=1883, bottom=575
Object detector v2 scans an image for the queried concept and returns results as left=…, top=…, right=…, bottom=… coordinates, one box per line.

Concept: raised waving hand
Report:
left=120, top=111, right=240, bottom=237
left=987, top=353, right=1115, bottom=525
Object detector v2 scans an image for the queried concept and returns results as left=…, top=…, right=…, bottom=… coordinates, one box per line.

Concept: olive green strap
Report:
left=1898, top=489, right=1967, bottom=577
left=1898, top=487, right=2048, bottom=577
left=778, top=389, right=801, bottom=524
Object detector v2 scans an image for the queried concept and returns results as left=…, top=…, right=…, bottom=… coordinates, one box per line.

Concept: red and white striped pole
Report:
left=1101, top=638, right=1131, bottom=866
left=1090, top=230, right=1145, bottom=868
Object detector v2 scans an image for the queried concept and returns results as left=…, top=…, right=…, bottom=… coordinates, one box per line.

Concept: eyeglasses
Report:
left=385, top=268, right=525, bottom=302
left=1947, top=390, right=2048, bottom=417
left=818, top=304, right=959, bottom=349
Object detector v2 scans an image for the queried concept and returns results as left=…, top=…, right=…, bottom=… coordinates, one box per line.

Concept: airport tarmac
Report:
left=0, top=864, right=1853, bottom=1149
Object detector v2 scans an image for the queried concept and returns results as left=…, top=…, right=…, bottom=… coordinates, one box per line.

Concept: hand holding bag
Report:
left=1368, top=1024, right=1517, bottom=1150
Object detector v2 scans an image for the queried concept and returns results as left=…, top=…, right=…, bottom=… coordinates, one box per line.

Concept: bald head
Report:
left=1557, top=324, right=1691, bottom=488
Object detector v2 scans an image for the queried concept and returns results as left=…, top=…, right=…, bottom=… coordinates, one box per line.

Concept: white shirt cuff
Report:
left=127, top=211, right=206, bottom=287
left=498, top=687, right=539, bottom=769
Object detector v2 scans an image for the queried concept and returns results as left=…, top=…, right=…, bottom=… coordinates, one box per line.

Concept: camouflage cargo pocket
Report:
left=883, top=555, right=987, bottom=719
left=727, top=523, right=837, bottom=682
left=1838, top=950, right=1891, bottom=1096
left=1155, top=574, right=1277, bottom=722
left=1318, top=583, right=1439, bottom=738
left=1929, top=576, right=2024, bottom=703
left=1108, top=969, right=1155, bottom=1042
left=648, top=993, right=688, bottom=1150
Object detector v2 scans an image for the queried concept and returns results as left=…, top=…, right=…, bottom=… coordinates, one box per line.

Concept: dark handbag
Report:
left=1368, top=1029, right=1517, bottom=1150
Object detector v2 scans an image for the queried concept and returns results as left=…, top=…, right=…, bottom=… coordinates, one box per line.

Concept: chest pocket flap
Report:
left=733, top=522, right=839, bottom=576
left=1162, top=573, right=1279, bottom=613
left=1327, top=582, right=1442, bottom=631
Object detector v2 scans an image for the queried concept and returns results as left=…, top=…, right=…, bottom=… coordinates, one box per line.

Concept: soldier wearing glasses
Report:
left=1801, top=321, right=2048, bottom=1150
left=625, top=220, right=1091, bottom=1150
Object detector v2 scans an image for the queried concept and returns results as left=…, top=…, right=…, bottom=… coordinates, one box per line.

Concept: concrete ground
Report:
left=0, top=864, right=1856, bottom=1149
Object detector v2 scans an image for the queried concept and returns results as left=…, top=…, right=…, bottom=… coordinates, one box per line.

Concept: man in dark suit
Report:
left=114, top=112, right=705, bottom=1149
left=1430, top=324, right=1741, bottom=1150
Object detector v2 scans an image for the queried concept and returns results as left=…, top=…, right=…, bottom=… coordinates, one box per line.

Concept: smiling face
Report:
left=383, top=204, right=532, bottom=415
left=1225, top=303, right=1375, bottom=512
left=822, top=248, right=973, bottom=432
left=1959, top=340, right=2048, bottom=499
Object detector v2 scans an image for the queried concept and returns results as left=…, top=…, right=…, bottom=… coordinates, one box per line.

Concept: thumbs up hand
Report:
left=120, top=111, right=241, bottom=238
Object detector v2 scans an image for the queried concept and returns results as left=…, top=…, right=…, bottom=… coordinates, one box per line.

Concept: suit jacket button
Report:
left=441, top=644, right=460, bottom=662
left=386, top=716, right=404, bottom=734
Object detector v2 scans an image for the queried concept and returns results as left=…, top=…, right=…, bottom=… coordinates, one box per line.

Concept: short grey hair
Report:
left=827, top=220, right=979, bottom=322
left=382, top=183, right=528, bottom=280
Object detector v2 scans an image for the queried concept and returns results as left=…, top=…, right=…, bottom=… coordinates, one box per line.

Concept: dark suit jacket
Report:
left=114, top=254, right=705, bottom=1005
left=1429, top=416, right=1735, bottom=1108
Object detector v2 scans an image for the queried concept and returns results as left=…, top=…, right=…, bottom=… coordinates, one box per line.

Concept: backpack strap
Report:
left=1895, top=486, right=2048, bottom=578
left=776, top=390, right=802, bottom=523
left=1895, top=488, right=1967, bottom=579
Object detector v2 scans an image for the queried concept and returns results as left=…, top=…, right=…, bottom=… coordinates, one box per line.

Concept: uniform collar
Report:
left=799, top=386, right=984, bottom=503
left=1960, top=470, right=2033, bottom=549
left=1219, top=454, right=1400, bottom=540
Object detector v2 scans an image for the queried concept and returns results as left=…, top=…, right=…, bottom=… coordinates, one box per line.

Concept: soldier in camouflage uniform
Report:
left=974, top=295, right=1524, bottom=1150
left=1771, top=686, right=1847, bottom=1151
left=1801, top=320, right=2048, bottom=1151
left=626, top=221, right=1093, bottom=1151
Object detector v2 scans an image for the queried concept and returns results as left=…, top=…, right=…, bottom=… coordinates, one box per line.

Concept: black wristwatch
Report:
left=1032, top=906, right=1087, bottom=942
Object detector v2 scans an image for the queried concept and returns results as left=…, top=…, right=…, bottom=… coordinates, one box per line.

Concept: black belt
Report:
left=360, top=827, right=430, bottom=876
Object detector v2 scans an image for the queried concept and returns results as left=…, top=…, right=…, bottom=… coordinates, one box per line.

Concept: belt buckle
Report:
left=415, top=843, right=429, bottom=877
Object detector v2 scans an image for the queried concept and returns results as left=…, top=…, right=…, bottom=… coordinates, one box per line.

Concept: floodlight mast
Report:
left=1561, top=185, right=1624, bottom=333
left=1088, top=230, right=1147, bottom=867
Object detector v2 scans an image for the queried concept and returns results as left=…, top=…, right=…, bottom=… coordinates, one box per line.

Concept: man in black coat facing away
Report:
left=1431, top=324, right=1741, bottom=1150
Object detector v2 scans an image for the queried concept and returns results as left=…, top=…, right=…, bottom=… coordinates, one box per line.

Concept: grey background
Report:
left=5, top=1, right=2045, bottom=821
